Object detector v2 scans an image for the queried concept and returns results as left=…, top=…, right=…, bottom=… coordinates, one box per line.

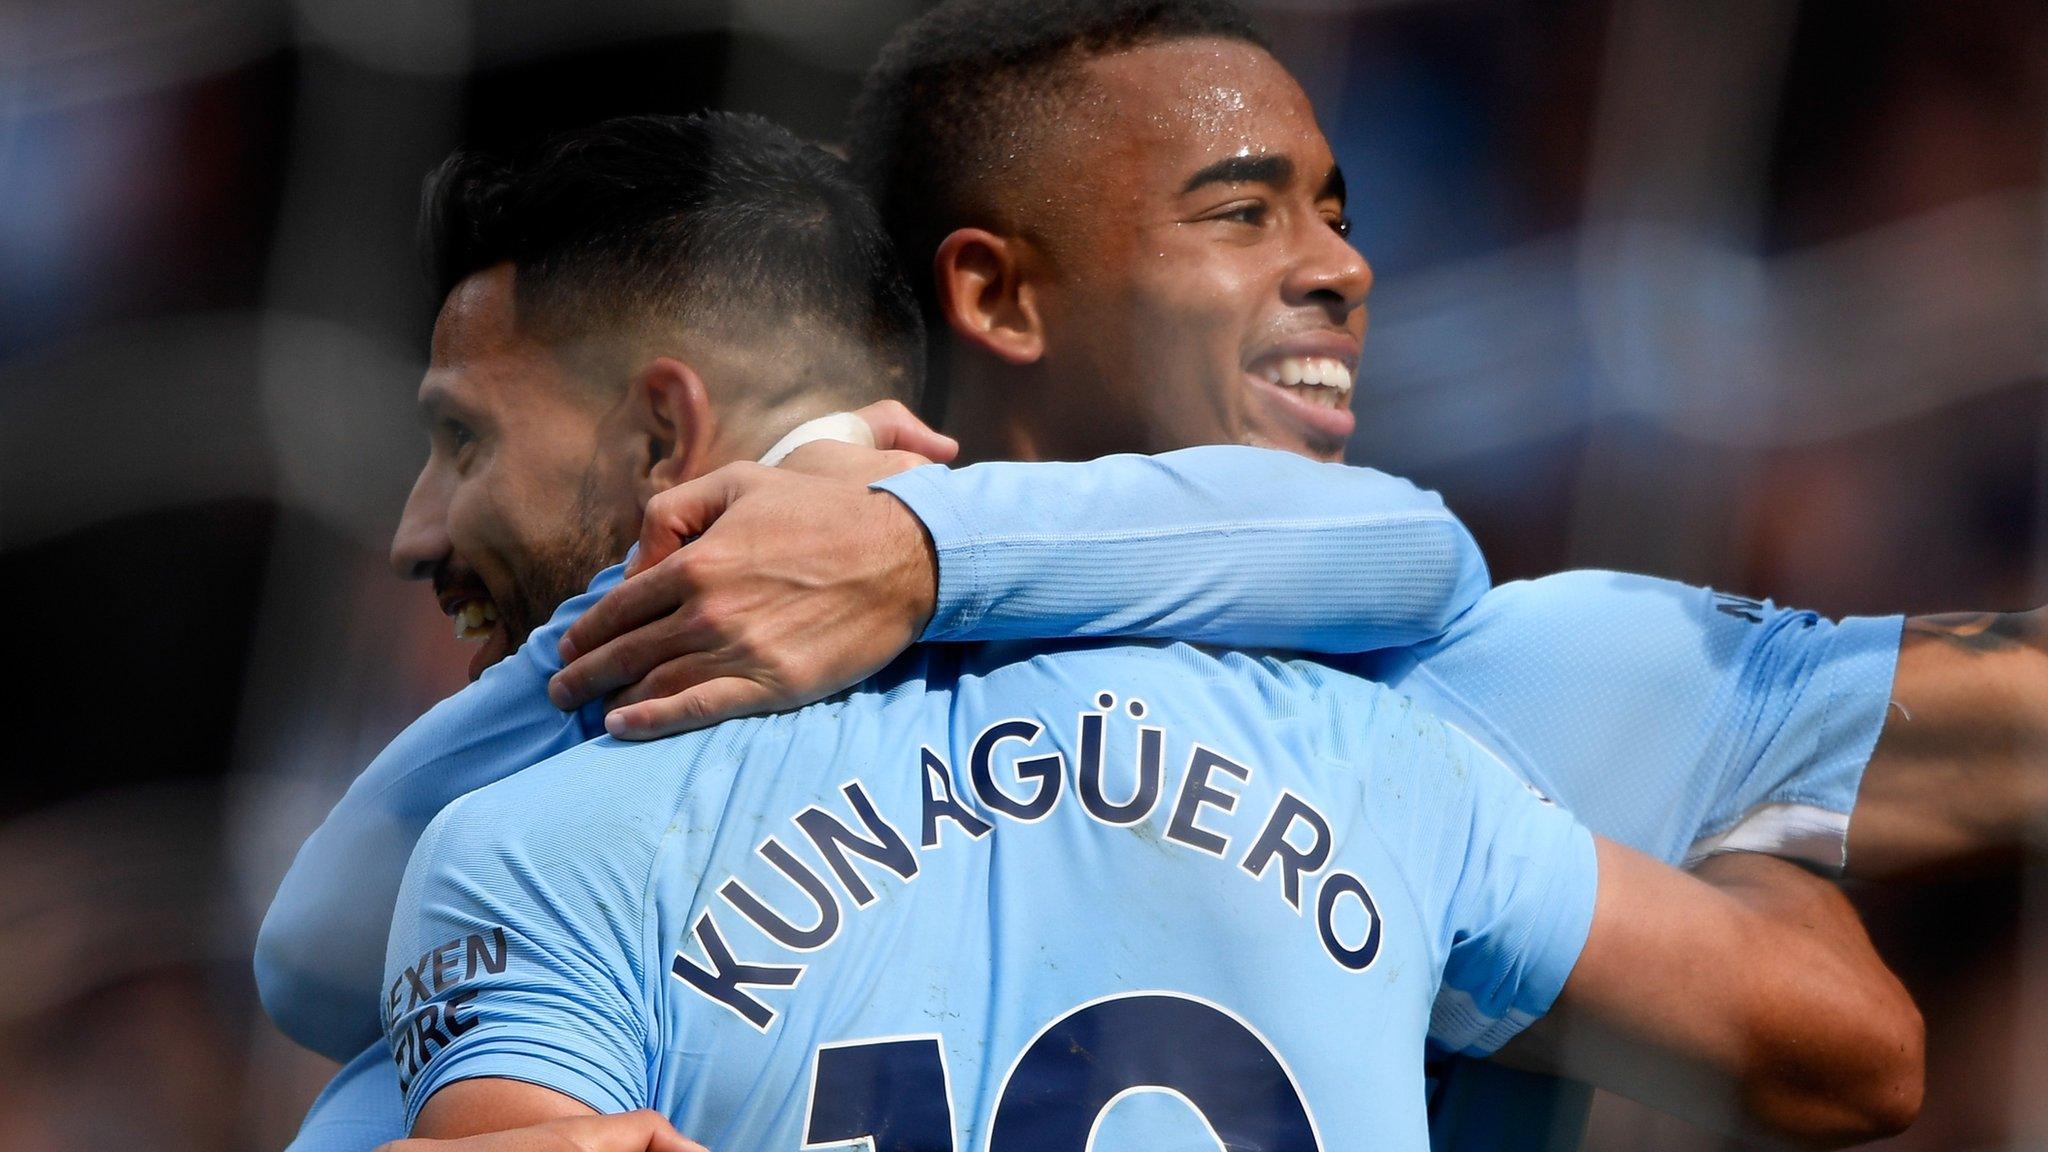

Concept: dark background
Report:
left=3, top=1, right=2043, bottom=1147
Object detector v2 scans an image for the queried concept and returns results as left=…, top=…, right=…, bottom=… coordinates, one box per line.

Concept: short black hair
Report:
left=847, top=0, right=1266, bottom=419
left=422, top=111, right=923, bottom=404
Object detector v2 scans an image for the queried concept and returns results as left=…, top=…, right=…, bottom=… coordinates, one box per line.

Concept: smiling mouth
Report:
left=1250, top=355, right=1354, bottom=409
left=444, top=595, right=500, bottom=642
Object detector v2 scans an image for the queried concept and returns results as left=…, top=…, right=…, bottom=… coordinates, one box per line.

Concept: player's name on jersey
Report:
left=675, top=690, right=1385, bottom=1033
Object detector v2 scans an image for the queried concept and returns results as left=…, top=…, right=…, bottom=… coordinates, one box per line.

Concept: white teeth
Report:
left=1260, top=356, right=1354, bottom=396
left=450, top=599, right=498, bottom=641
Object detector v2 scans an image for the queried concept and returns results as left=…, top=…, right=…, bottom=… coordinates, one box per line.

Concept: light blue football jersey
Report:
left=284, top=1045, right=403, bottom=1152
left=1335, top=572, right=1899, bottom=1151
left=385, top=641, right=1596, bottom=1151
left=261, top=445, right=1480, bottom=1066
left=273, top=448, right=1897, bottom=1151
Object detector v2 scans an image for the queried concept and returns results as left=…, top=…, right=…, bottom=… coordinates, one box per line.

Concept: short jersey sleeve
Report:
left=381, top=747, right=663, bottom=1131
left=1382, top=571, right=1900, bottom=873
left=1343, top=694, right=1599, bottom=1059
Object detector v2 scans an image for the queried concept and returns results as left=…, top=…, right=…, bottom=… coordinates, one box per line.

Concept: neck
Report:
left=939, top=347, right=1047, bottom=464
left=725, top=396, right=869, bottom=468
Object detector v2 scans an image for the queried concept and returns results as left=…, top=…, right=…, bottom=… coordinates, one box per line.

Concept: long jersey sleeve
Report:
left=253, top=564, right=623, bottom=1062
left=872, top=445, right=1490, bottom=652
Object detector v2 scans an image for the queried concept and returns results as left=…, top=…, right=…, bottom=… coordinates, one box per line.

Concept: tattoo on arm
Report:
left=1902, top=610, right=2045, bottom=656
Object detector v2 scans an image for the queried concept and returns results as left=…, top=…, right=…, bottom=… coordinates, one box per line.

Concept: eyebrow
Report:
left=1319, top=165, right=1347, bottom=209
left=1180, top=154, right=1348, bottom=209
left=1180, top=154, right=1294, bottom=195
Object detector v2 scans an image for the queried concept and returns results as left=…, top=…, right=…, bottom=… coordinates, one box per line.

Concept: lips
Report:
left=1244, top=334, right=1360, bottom=452
left=445, top=596, right=499, bottom=641
left=1251, top=354, right=1353, bottom=404
left=436, top=584, right=509, bottom=680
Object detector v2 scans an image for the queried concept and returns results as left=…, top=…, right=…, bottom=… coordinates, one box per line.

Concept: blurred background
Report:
left=2, top=0, right=2043, bottom=1148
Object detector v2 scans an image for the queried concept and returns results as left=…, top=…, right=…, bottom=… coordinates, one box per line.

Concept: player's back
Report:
left=385, top=640, right=1593, bottom=1152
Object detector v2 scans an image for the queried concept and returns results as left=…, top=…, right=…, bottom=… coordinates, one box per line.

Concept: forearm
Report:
left=1848, top=608, right=2048, bottom=880
left=257, top=789, right=425, bottom=1059
left=1500, top=845, right=1921, bottom=1148
left=872, top=445, right=1488, bottom=652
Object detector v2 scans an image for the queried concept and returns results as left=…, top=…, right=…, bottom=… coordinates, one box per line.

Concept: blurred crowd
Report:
left=2, top=1, right=2043, bottom=1148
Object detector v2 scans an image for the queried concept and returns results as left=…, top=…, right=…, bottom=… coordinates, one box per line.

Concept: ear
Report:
left=933, top=227, right=1046, bottom=365
left=628, top=357, right=716, bottom=499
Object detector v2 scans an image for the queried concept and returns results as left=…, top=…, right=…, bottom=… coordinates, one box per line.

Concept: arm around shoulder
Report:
left=875, top=446, right=1489, bottom=651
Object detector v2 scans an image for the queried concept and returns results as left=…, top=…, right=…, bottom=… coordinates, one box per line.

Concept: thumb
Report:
left=628, top=464, right=757, bottom=580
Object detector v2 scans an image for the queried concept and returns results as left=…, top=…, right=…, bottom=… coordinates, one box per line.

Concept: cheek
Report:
left=443, top=452, right=540, bottom=569
left=441, top=477, right=506, bottom=564
left=1128, top=261, right=1261, bottom=387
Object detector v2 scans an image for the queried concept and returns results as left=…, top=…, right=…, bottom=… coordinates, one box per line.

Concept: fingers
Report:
left=553, top=589, right=719, bottom=709
left=779, top=439, right=935, bottom=483
left=630, top=464, right=760, bottom=577
left=605, top=676, right=779, bottom=740
left=554, top=572, right=701, bottom=709
left=578, top=1110, right=707, bottom=1152
left=852, top=399, right=958, bottom=462
left=606, top=651, right=727, bottom=710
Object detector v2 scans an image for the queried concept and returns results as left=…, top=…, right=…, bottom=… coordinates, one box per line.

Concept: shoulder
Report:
left=948, top=638, right=1392, bottom=710
left=1428, top=569, right=1753, bottom=671
left=410, top=730, right=717, bottom=885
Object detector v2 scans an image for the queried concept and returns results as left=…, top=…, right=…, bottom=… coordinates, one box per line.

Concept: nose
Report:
left=1282, top=218, right=1373, bottom=320
left=389, top=463, right=452, bottom=581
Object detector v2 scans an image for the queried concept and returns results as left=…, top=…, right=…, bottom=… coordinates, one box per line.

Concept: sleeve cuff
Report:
left=403, top=1032, right=644, bottom=1131
left=1693, top=613, right=1903, bottom=876
left=871, top=464, right=984, bottom=641
left=1684, top=802, right=1852, bottom=875
left=1430, top=825, right=1599, bottom=1057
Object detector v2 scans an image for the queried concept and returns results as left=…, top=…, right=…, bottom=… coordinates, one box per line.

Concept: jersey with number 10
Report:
left=385, top=640, right=1596, bottom=1152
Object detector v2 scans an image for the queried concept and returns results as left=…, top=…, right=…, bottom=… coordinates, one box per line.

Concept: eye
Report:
left=1328, top=213, right=1353, bottom=238
left=439, top=419, right=479, bottom=465
left=1205, top=200, right=1270, bottom=228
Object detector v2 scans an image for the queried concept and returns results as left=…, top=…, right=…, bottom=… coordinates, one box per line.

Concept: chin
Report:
left=1244, top=428, right=1350, bottom=464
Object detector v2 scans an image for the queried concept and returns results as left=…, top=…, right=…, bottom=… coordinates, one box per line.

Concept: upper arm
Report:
left=1849, top=608, right=2048, bottom=879
left=411, top=1078, right=596, bottom=1140
left=1411, top=572, right=1898, bottom=872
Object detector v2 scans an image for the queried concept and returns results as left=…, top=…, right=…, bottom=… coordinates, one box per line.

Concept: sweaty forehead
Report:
left=1076, top=37, right=1326, bottom=183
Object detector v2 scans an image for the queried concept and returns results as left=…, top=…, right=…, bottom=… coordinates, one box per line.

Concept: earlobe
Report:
left=631, top=357, right=716, bottom=496
left=934, top=228, right=1046, bottom=365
